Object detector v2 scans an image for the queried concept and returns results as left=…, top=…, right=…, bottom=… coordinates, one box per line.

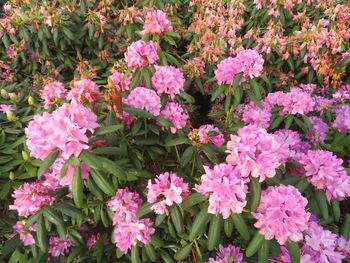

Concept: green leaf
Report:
left=249, top=79, right=261, bottom=100
left=164, top=137, right=190, bottom=147
left=232, top=72, right=243, bottom=89
left=287, top=241, right=300, bottom=263
left=332, top=200, right=340, bottom=222
left=211, top=85, right=226, bottom=101
left=189, top=204, right=210, bottom=240
left=80, top=151, right=102, bottom=170
left=258, top=240, right=269, bottom=263
left=270, top=115, right=284, bottom=129
left=315, top=190, right=329, bottom=220
left=37, top=151, right=59, bottom=177
left=301, top=115, right=312, bottom=133
left=72, top=164, right=84, bottom=208
left=247, top=89, right=262, bottom=108
left=249, top=177, right=261, bottom=212
left=182, top=193, right=207, bottom=210
left=341, top=213, right=350, bottom=239
left=90, top=169, right=115, bottom=196
left=131, top=245, right=141, bottom=263
left=285, top=115, right=294, bottom=129
left=144, top=243, right=157, bottom=262
left=54, top=203, right=83, bottom=219
left=96, top=125, right=123, bottom=135
left=295, top=178, right=309, bottom=193
left=42, top=207, right=66, bottom=239
left=224, top=217, right=234, bottom=237
left=231, top=214, right=250, bottom=241
left=174, top=243, right=192, bottom=261
left=201, top=144, right=219, bottom=164
left=36, top=214, right=48, bottom=252
left=207, top=215, right=223, bottom=251
left=246, top=231, right=264, bottom=257
left=156, top=116, right=173, bottom=128
left=137, top=202, right=153, bottom=218
left=124, top=106, right=154, bottom=118
left=170, top=205, right=183, bottom=234
left=180, top=147, right=194, bottom=168
left=224, top=93, right=232, bottom=112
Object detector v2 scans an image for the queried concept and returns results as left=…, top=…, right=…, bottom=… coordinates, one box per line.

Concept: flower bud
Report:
left=22, top=151, right=29, bottom=161
left=0, top=89, right=9, bottom=99
left=28, top=96, right=35, bottom=106
left=9, top=171, right=15, bottom=180
left=8, top=92, right=19, bottom=103
left=6, top=110, right=17, bottom=122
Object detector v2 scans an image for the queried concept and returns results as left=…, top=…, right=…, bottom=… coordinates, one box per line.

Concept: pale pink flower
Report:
left=242, top=101, right=271, bottom=128
left=160, top=102, right=189, bottom=133
left=124, top=40, right=159, bottom=69
left=147, top=172, right=189, bottom=215
left=151, top=65, right=185, bottom=99
left=141, top=10, right=173, bottom=35
left=12, top=221, right=36, bottom=246
left=67, top=79, right=100, bottom=104
left=195, top=164, right=248, bottom=219
left=124, top=87, right=161, bottom=116
left=207, top=244, right=246, bottom=263
left=41, top=81, right=67, bottom=109
left=198, top=124, right=225, bottom=147
left=236, top=49, right=264, bottom=79
left=215, top=57, right=242, bottom=85
left=110, top=72, right=131, bottom=91
left=48, top=236, right=73, bottom=257
left=0, top=104, right=14, bottom=113
left=10, top=182, right=55, bottom=217
left=253, top=185, right=310, bottom=245
left=332, top=105, right=350, bottom=133
left=306, top=116, right=328, bottom=145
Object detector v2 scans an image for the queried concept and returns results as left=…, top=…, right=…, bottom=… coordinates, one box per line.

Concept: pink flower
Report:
left=195, top=164, right=248, bottom=219
left=25, top=103, right=99, bottom=160
left=41, top=81, right=67, bottom=109
left=0, top=104, right=14, bottom=113
left=67, top=79, right=100, bottom=104
left=198, top=124, right=225, bottom=147
left=236, top=49, right=264, bottom=79
left=113, top=218, right=155, bottom=253
left=241, top=101, right=271, bottom=128
left=12, top=221, right=36, bottom=246
left=110, top=72, right=131, bottom=91
left=306, top=116, right=328, bottom=145
left=151, top=65, right=185, bottom=99
left=160, top=102, right=189, bottom=133
left=226, top=125, right=287, bottom=182
left=124, top=40, right=159, bottom=69
left=147, top=172, right=189, bottom=215
left=215, top=57, right=242, bottom=85
left=332, top=105, right=350, bottom=133
left=87, top=233, right=101, bottom=249
left=49, top=236, right=73, bottom=257
left=253, top=185, right=310, bottom=245
left=141, top=10, right=173, bottom=35
left=299, top=150, right=350, bottom=201
left=108, top=188, right=142, bottom=225
left=124, top=87, right=161, bottom=116
left=207, top=244, right=246, bottom=263
left=9, top=182, right=55, bottom=217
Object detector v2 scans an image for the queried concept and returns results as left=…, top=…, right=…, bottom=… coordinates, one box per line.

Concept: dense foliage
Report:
left=1, top=0, right=350, bottom=262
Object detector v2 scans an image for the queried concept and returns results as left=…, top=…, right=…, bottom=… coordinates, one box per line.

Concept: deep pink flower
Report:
left=147, top=172, right=189, bottom=215
left=195, top=164, right=248, bottom=219
left=12, top=221, right=36, bottom=246
left=242, top=101, right=271, bottom=128
left=151, top=65, right=185, bottom=99
left=49, top=236, right=73, bottom=257
left=306, top=116, right=328, bottom=145
left=10, top=182, right=55, bottom=217
left=67, top=79, right=100, bottom=104
left=198, top=124, right=225, bottom=147
left=141, top=10, right=173, bottom=35
left=124, top=87, right=161, bottom=116
left=332, top=105, right=350, bottom=133
left=124, top=40, right=159, bottom=69
left=299, top=150, right=350, bottom=201
left=207, top=244, right=246, bottom=263
left=215, top=57, right=242, bottom=85
left=160, top=102, right=189, bottom=134
left=87, top=233, right=101, bottom=249
left=253, top=185, right=310, bottom=245
left=41, top=81, right=67, bottom=109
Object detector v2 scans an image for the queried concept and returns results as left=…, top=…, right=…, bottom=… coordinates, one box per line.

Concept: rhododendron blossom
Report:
left=12, top=221, right=36, bottom=246
left=332, top=105, right=350, bottom=133
left=67, top=78, right=99, bottom=104
left=299, top=150, right=350, bottom=201
left=141, top=10, right=173, bottom=35
left=48, top=236, right=73, bottom=257
left=198, top=124, right=225, bottom=147
left=124, top=87, right=161, bottom=116
left=215, top=57, right=242, bottom=85
left=41, top=81, right=67, bottom=109
left=124, top=40, right=158, bottom=69
left=253, top=185, right=310, bottom=245
left=236, top=49, right=264, bottom=79
left=147, top=172, right=189, bottom=215
left=306, top=116, right=328, bottom=145
left=151, top=65, right=185, bottom=99
left=195, top=164, right=248, bottom=219
left=207, top=244, right=246, bottom=263
left=9, top=182, right=55, bottom=217
left=241, top=101, right=271, bottom=128
left=110, top=72, right=131, bottom=91
left=226, top=125, right=287, bottom=182
left=160, top=102, right=189, bottom=134
left=25, top=103, right=99, bottom=160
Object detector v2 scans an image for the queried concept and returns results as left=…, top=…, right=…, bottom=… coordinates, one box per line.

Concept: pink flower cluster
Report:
left=9, top=182, right=55, bottom=217
left=108, top=188, right=154, bottom=252
left=40, top=81, right=67, bottom=109
left=266, top=88, right=315, bottom=115
left=124, top=40, right=159, bottom=69
left=198, top=124, right=225, bottom=147
left=195, top=164, right=248, bottom=219
left=67, top=79, right=100, bottom=104
left=299, top=150, right=350, bottom=201
left=25, top=103, right=99, bottom=160
left=332, top=105, right=350, bottom=133
left=12, top=221, right=36, bottom=246
left=226, top=125, right=286, bottom=182
left=241, top=101, right=271, bottom=128
left=147, top=172, right=189, bottom=215
left=215, top=49, right=264, bottom=85
left=124, top=86, right=161, bottom=116
left=48, top=236, right=73, bottom=257
left=87, top=233, right=101, bottom=249
left=141, top=10, right=173, bottom=35
left=306, top=116, right=328, bottom=145
left=110, top=72, right=131, bottom=91
left=207, top=244, right=246, bottom=263
left=151, top=65, right=185, bottom=99
left=160, top=102, right=189, bottom=133
left=253, top=185, right=310, bottom=245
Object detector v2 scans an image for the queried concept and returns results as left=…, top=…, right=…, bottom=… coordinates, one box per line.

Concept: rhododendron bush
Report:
left=1, top=0, right=350, bottom=262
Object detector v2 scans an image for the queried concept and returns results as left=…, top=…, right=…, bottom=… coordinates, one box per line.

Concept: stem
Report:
left=191, top=155, right=196, bottom=177
left=174, top=145, right=181, bottom=162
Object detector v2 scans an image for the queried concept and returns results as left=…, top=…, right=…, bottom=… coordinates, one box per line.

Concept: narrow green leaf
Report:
left=224, top=217, right=234, bottom=237
left=144, top=243, right=156, bottom=262
left=42, top=207, right=66, bottom=239
left=211, top=85, right=226, bottom=101
left=72, top=164, right=84, bottom=208
left=131, top=245, right=141, bottom=263
left=332, top=200, right=340, bottom=222
left=182, top=193, right=207, bottom=210
left=37, top=151, right=59, bottom=177
left=170, top=205, right=183, bottom=234
left=258, top=240, right=269, bottom=263
left=231, top=214, right=250, bottom=241
left=287, top=241, right=300, bottom=263
left=315, top=190, right=329, bottom=220
left=189, top=204, right=210, bottom=240
left=90, top=169, right=115, bottom=196
left=164, top=137, right=190, bottom=147
left=249, top=177, right=261, bottom=212
left=341, top=213, right=350, bottom=239
left=36, top=214, right=48, bottom=252
left=207, top=215, right=223, bottom=251
left=246, top=231, right=264, bottom=257
left=174, top=243, right=192, bottom=261
left=96, top=125, right=123, bottom=135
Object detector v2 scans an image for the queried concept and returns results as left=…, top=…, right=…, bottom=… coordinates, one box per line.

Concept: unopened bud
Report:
left=8, top=92, right=19, bottom=103
left=9, top=171, right=15, bottom=180
left=6, top=110, right=17, bottom=122
left=22, top=151, right=29, bottom=161
left=0, top=89, right=9, bottom=99
left=28, top=96, right=35, bottom=106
